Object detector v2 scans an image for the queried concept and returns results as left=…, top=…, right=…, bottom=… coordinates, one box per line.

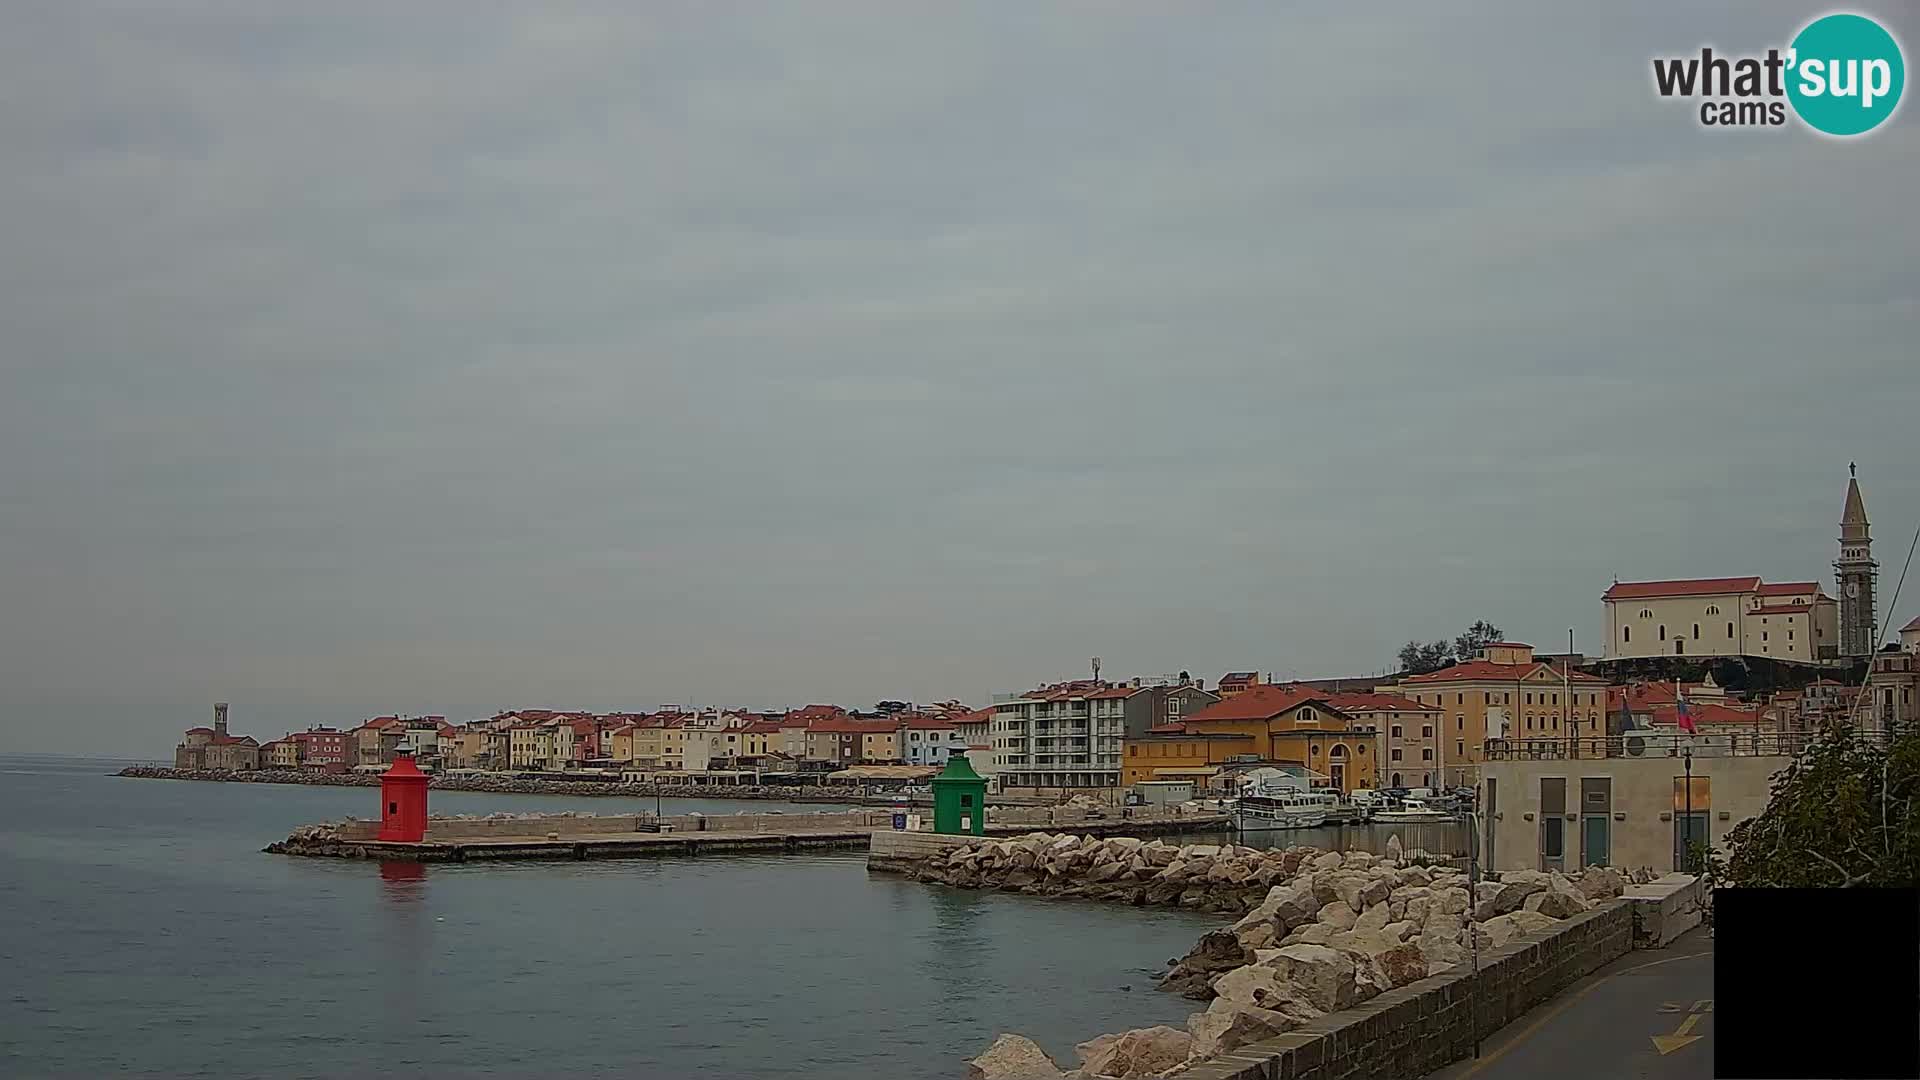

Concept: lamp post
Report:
left=1682, top=739, right=1694, bottom=872
left=1466, top=805, right=1482, bottom=1058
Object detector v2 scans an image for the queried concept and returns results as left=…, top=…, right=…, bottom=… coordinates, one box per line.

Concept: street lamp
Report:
left=1466, top=804, right=1483, bottom=1059
left=1681, top=739, right=1694, bottom=873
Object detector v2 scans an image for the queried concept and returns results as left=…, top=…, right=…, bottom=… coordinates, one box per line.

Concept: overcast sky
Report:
left=3, top=3, right=1917, bottom=754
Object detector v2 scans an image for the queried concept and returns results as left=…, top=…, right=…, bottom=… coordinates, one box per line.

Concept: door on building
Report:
left=1675, top=639, right=1685, bottom=655
left=1538, top=777, right=1567, bottom=873
left=1330, top=763, right=1345, bottom=791
left=1673, top=814, right=1708, bottom=871
left=1582, top=815, right=1609, bottom=868
left=1672, top=775, right=1711, bottom=871
left=1542, top=816, right=1565, bottom=873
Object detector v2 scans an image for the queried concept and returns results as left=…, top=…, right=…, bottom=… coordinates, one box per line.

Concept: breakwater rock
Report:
left=117, top=766, right=866, bottom=803
left=909, top=834, right=1457, bottom=916
left=967, top=847, right=1628, bottom=1078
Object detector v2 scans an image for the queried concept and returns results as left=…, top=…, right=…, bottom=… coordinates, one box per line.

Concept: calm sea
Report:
left=0, top=755, right=1223, bottom=1079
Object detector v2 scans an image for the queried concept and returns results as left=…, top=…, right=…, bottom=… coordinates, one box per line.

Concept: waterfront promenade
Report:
left=1425, top=928, right=1713, bottom=1080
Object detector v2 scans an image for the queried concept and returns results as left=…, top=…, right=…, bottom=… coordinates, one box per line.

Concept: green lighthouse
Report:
left=930, top=750, right=987, bottom=835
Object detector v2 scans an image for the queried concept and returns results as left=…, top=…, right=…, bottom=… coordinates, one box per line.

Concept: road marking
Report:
left=1448, top=947, right=1713, bottom=1079
left=1659, top=1001, right=1685, bottom=1013
left=1692, top=998, right=1713, bottom=1013
left=1652, top=1011, right=1706, bottom=1055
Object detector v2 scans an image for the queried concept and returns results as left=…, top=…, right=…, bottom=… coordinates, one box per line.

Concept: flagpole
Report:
left=1564, top=627, right=1574, bottom=758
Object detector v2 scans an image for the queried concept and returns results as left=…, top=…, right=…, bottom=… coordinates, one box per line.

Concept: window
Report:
left=1788, top=629, right=1794, bottom=640
left=1623, top=626, right=1631, bottom=643
left=1762, top=631, right=1769, bottom=642
left=1727, top=622, right=1735, bottom=638
left=1422, top=748, right=1434, bottom=761
left=1456, top=740, right=1466, bottom=758
left=1640, top=608, right=1653, bottom=618
left=1455, top=715, right=1464, bottom=731
left=1706, top=605, right=1720, bottom=615
left=1692, top=623, right=1700, bottom=639
left=1391, top=749, right=1402, bottom=761
left=1422, top=725, right=1434, bottom=738
left=1456, top=693, right=1464, bottom=705
left=1128, top=745, right=1137, bottom=756
left=1659, top=625, right=1667, bottom=641
left=1391, top=725, right=1403, bottom=738
left=1525, top=693, right=1533, bottom=705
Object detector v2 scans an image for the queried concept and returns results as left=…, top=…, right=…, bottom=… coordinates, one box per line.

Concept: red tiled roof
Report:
left=899, top=715, right=958, bottom=730
left=208, top=734, right=257, bottom=746
left=952, top=708, right=994, bottom=725
left=1403, top=660, right=1608, bottom=685
left=1756, top=581, right=1821, bottom=596
left=741, top=720, right=784, bottom=734
left=1604, top=577, right=1761, bottom=600
left=184, top=727, right=215, bottom=735
left=1647, top=702, right=1762, bottom=727
left=1183, top=684, right=1328, bottom=722
left=1088, top=686, right=1144, bottom=700
left=808, top=718, right=899, bottom=734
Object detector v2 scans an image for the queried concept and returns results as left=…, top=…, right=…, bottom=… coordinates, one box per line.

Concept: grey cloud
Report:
left=2, top=1, right=1917, bottom=754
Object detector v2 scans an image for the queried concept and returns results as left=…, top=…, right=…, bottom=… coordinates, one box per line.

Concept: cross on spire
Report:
left=1850, top=461, right=1857, bottom=477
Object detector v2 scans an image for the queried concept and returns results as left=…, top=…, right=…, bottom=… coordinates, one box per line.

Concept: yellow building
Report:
left=265, top=739, right=299, bottom=768
left=1124, top=685, right=1378, bottom=794
left=860, top=728, right=900, bottom=764
left=607, top=726, right=635, bottom=765
left=509, top=725, right=542, bottom=769
left=1384, top=642, right=1611, bottom=771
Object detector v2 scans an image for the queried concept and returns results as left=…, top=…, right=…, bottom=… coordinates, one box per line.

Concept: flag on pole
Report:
left=1675, top=689, right=1698, bottom=734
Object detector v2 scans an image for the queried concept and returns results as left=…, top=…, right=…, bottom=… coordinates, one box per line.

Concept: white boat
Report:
left=1371, top=797, right=1455, bottom=823
left=1230, top=791, right=1331, bottom=831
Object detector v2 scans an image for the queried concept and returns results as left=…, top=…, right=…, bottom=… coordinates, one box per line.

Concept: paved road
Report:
left=1427, top=928, right=1715, bottom=1080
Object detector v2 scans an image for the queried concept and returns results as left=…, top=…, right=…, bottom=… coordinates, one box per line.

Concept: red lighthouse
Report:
left=377, top=753, right=430, bottom=842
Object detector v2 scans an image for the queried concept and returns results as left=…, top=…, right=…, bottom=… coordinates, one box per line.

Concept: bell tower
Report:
left=1835, top=464, right=1878, bottom=657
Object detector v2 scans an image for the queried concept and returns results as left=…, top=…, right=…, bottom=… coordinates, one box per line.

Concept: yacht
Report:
left=1371, top=797, right=1455, bottom=823
left=1230, top=789, right=1331, bottom=831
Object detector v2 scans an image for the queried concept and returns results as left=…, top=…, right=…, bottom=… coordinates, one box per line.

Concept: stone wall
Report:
left=1178, top=901, right=1634, bottom=1080
left=868, top=830, right=975, bottom=872
left=1624, top=873, right=1706, bottom=947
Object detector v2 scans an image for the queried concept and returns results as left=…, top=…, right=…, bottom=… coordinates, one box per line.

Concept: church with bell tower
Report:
left=1836, top=464, right=1878, bottom=657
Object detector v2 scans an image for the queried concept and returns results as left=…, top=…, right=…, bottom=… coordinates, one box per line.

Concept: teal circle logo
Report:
left=1787, top=13, right=1905, bottom=136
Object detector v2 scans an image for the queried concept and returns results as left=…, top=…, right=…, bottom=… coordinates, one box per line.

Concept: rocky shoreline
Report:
left=957, top=836, right=1634, bottom=1079
left=903, top=833, right=1460, bottom=916
left=116, top=765, right=874, bottom=803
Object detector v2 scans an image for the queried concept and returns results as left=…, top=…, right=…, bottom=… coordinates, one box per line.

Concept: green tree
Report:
left=1453, top=620, right=1505, bottom=661
left=1723, top=723, right=1920, bottom=887
left=1398, top=639, right=1454, bottom=675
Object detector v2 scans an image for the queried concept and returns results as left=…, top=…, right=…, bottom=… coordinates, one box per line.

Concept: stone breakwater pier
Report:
left=266, top=810, right=1231, bottom=862
left=868, top=832, right=1702, bottom=1080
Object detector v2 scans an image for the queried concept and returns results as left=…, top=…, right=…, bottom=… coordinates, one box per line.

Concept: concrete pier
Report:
left=266, top=809, right=1232, bottom=862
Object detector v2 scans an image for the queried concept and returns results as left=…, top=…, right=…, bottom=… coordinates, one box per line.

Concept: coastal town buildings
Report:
left=900, top=715, right=966, bottom=766
left=1383, top=642, right=1610, bottom=776
left=1865, top=633, right=1920, bottom=736
left=989, top=681, right=1130, bottom=793
left=1311, top=690, right=1446, bottom=790
left=1123, top=685, right=1380, bottom=794
left=174, top=703, right=263, bottom=771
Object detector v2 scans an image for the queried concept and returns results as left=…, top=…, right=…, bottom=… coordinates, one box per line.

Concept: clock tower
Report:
left=1835, top=464, right=1878, bottom=657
